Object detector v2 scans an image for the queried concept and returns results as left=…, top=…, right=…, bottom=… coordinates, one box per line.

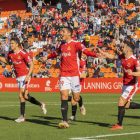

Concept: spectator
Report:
left=46, top=3, right=50, bottom=11
left=33, top=20, right=43, bottom=38
left=84, top=33, right=90, bottom=48
left=27, top=0, right=32, bottom=13
left=116, top=60, right=122, bottom=73
left=88, top=0, right=95, bottom=13
left=45, top=60, right=52, bottom=69
left=3, top=68, right=10, bottom=77
left=98, top=38, right=103, bottom=48
left=57, top=3, right=62, bottom=13
left=134, top=38, right=139, bottom=58
left=41, top=29, right=47, bottom=41
left=92, top=65, right=100, bottom=78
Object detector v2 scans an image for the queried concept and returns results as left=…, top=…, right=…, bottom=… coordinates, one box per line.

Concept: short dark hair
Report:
left=124, top=41, right=135, bottom=52
left=10, top=37, right=20, bottom=46
left=64, top=26, right=73, bottom=37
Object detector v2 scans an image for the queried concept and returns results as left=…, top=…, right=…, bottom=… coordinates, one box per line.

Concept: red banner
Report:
left=0, top=78, right=140, bottom=93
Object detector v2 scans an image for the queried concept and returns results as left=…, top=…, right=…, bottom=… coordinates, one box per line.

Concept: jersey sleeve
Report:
left=47, top=43, right=61, bottom=59
left=76, top=42, right=86, bottom=52
left=76, top=42, right=97, bottom=57
left=23, top=52, right=32, bottom=64
left=117, top=54, right=125, bottom=60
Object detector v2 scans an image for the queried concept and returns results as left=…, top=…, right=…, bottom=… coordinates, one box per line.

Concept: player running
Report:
left=0, top=37, right=47, bottom=123
left=99, top=41, right=140, bottom=129
left=40, top=27, right=101, bottom=128
left=68, top=56, right=87, bottom=121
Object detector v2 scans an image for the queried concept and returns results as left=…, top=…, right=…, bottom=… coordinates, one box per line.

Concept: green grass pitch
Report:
left=0, top=92, right=140, bottom=140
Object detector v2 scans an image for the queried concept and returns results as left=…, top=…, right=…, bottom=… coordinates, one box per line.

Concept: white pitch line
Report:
left=0, top=102, right=118, bottom=108
left=69, top=132, right=140, bottom=140
left=0, top=102, right=118, bottom=104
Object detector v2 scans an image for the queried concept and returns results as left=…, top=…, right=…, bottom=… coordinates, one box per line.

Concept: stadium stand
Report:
left=0, top=0, right=139, bottom=78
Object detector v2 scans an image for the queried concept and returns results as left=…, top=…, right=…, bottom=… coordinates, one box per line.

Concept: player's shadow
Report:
left=32, top=115, right=62, bottom=121
left=25, top=119, right=58, bottom=128
left=0, top=116, right=58, bottom=128
left=75, top=120, right=110, bottom=127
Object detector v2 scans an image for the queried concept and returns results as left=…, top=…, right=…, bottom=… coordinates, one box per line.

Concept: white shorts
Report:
left=16, top=76, right=30, bottom=89
left=69, top=85, right=82, bottom=95
left=60, top=76, right=80, bottom=93
left=121, top=84, right=138, bottom=101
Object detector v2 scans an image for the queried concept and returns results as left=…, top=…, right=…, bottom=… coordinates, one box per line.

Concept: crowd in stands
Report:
left=0, top=0, right=140, bottom=78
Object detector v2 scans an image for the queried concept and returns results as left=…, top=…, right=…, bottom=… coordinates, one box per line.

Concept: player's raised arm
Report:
left=76, top=42, right=102, bottom=58
left=40, top=44, right=61, bottom=62
left=98, top=48, right=118, bottom=60
left=0, top=57, right=9, bottom=63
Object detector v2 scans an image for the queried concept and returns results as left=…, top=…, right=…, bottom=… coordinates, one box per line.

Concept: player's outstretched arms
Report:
left=39, top=56, right=47, bottom=63
left=25, top=62, right=34, bottom=82
left=97, top=48, right=118, bottom=60
left=128, top=68, right=140, bottom=77
left=0, top=57, right=9, bottom=63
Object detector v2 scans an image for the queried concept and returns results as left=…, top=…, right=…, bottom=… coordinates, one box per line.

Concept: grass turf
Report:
left=0, top=92, right=140, bottom=140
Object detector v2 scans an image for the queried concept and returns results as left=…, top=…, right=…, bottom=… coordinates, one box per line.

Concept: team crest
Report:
left=67, top=46, right=71, bottom=50
left=18, top=56, right=21, bottom=59
left=127, top=63, right=131, bottom=67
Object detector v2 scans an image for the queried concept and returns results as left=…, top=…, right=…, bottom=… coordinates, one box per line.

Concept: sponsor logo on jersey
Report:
left=124, top=90, right=129, bottom=94
left=75, top=85, right=79, bottom=88
left=13, top=61, right=22, bottom=64
left=127, top=63, right=131, bottom=67
left=62, top=52, right=71, bottom=57
left=67, top=46, right=71, bottom=50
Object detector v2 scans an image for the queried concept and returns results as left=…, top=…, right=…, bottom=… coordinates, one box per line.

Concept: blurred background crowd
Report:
left=0, top=0, right=140, bottom=78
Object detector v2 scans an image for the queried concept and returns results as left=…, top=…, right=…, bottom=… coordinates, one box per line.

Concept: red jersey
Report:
left=118, top=54, right=140, bottom=85
left=47, top=40, right=97, bottom=77
left=79, top=58, right=86, bottom=86
left=7, top=50, right=32, bottom=78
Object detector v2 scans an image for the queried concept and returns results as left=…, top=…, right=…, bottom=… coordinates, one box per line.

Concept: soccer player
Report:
left=68, top=56, right=87, bottom=121
left=0, top=37, right=47, bottom=123
left=99, top=41, right=140, bottom=129
left=40, top=27, right=101, bottom=128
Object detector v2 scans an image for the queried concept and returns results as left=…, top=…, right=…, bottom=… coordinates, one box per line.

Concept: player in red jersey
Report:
left=0, top=37, right=47, bottom=123
left=40, top=27, right=101, bottom=128
left=99, top=41, right=140, bottom=129
left=68, top=56, right=87, bottom=121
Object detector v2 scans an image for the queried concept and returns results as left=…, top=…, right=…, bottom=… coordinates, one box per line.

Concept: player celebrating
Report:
left=99, top=41, right=140, bottom=129
left=68, top=56, right=87, bottom=121
left=40, top=27, right=101, bottom=128
left=0, top=37, right=47, bottom=123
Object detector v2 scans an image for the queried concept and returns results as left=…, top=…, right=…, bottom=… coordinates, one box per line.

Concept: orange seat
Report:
left=88, top=68, right=93, bottom=73
left=52, top=72, right=58, bottom=78
left=55, top=69, right=60, bottom=73
left=6, top=65, right=11, bottom=69
left=49, top=69, right=54, bottom=73
left=104, top=73, right=110, bottom=78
